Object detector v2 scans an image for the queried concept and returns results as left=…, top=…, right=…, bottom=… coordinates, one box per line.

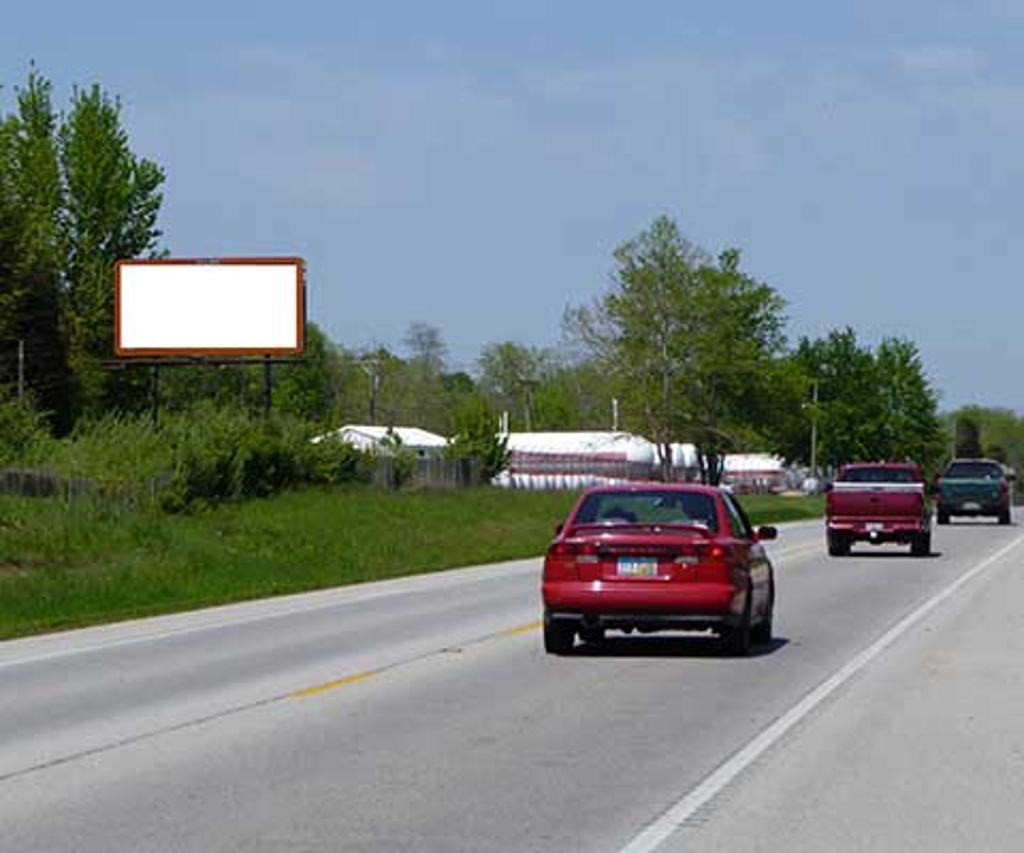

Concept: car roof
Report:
left=579, top=483, right=724, bottom=498
left=840, top=462, right=920, bottom=470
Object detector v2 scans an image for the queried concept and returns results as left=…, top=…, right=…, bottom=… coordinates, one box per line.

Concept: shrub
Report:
left=0, top=392, right=52, bottom=466
left=300, top=438, right=374, bottom=486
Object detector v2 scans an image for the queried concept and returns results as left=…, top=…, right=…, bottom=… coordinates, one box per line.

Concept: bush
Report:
left=7, top=402, right=377, bottom=512
left=300, top=439, right=374, bottom=486
left=0, top=392, right=52, bottom=466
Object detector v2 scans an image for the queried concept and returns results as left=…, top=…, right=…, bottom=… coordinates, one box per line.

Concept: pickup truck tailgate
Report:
left=829, top=482, right=925, bottom=520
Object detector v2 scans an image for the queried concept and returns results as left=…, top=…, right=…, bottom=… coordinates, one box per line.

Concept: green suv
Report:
left=936, top=459, right=1013, bottom=525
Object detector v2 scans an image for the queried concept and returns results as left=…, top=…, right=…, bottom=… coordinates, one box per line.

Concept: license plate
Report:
left=617, top=556, right=659, bottom=577
left=866, top=522, right=885, bottom=532
left=963, top=502, right=981, bottom=511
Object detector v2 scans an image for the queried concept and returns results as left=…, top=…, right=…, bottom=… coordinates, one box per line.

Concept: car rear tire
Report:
left=751, top=590, right=773, bottom=645
left=827, top=533, right=850, bottom=557
left=543, top=618, right=575, bottom=655
left=999, top=509, right=1011, bottom=525
left=578, top=626, right=606, bottom=645
left=937, top=510, right=949, bottom=525
left=911, top=532, right=931, bottom=557
left=723, top=594, right=753, bottom=657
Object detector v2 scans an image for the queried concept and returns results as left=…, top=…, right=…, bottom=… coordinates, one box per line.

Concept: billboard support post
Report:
left=150, top=365, right=160, bottom=428
left=263, top=357, right=273, bottom=419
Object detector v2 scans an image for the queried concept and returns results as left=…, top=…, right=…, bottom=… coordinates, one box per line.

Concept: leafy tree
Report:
left=272, top=323, right=343, bottom=424
left=0, top=70, right=72, bottom=431
left=446, top=395, right=510, bottom=480
left=791, top=329, right=885, bottom=469
left=875, top=337, right=943, bottom=469
left=400, top=321, right=450, bottom=433
left=566, top=216, right=787, bottom=483
left=477, top=341, right=545, bottom=431
left=954, top=414, right=983, bottom=459
left=60, top=83, right=165, bottom=415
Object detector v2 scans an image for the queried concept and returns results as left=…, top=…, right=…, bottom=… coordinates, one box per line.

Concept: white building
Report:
left=493, top=431, right=700, bottom=490
left=313, top=425, right=448, bottom=459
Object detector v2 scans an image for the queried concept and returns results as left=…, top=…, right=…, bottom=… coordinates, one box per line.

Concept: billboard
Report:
left=115, top=257, right=306, bottom=357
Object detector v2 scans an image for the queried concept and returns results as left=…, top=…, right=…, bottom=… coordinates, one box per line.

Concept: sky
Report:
left=3, top=1, right=1023, bottom=410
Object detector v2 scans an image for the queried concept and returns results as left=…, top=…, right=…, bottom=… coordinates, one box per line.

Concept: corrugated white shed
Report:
left=314, top=425, right=448, bottom=457
left=495, top=431, right=700, bottom=490
left=505, top=431, right=656, bottom=463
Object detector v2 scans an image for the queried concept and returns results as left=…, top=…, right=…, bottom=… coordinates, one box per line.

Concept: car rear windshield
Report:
left=839, top=467, right=920, bottom=483
left=573, top=491, right=719, bottom=532
left=944, top=462, right=1004, bottom=479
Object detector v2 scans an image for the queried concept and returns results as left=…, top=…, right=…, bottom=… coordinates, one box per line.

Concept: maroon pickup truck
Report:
left=825, top=463, right=932, bottom=557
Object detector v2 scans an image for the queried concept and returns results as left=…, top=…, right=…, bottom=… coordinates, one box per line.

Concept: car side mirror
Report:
left=554, top=522, right=564, bottom=535
left=823, top=482, right=833, bottom=493
left=756, top=525, right=778, bottom=541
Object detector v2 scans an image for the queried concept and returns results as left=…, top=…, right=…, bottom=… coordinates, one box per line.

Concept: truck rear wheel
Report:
left=827, top=533, right=849, bottom=557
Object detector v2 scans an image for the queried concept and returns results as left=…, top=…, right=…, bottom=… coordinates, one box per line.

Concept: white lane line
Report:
left=618, top=531, right=1024, bottom=853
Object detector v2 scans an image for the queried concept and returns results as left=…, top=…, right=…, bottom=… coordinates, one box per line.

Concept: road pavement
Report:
left=1, top=517, right=1021, bottom=851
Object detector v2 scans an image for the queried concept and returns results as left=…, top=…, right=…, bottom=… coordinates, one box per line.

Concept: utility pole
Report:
left=612, top=397, right=619, bottom=432
left=17, top=339, right=25, bottom=402
left=810, top=379, right=819, bottom=476
left=361, top=355, right=381, bottom=425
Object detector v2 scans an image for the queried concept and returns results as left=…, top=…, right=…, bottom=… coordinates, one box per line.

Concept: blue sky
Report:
left=3, top=1, right=1023, bottom=409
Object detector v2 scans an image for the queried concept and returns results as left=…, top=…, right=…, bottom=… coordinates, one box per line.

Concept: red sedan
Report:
left=542, top=485, right=777, bottom=656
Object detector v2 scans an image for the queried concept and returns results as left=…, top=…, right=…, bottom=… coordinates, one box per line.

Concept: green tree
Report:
left=566, top=216, right=787, bottom=483
left=478, top=341, right=546, bottom=431
left=0, top=70, right=72, bottom=431
left=954, top=414, right=983, bottom=459
left=791, top=329, right=885, bottom=468
left=400, top=321, right=450, bottom=433
left=446, top=395, right=510, bottom=480
left=875, top=337, right=943, bottom=469
left=60, top=83, right=165, bottom=416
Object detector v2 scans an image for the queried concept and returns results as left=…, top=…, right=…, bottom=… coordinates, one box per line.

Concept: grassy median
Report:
left=0, top=489, right=822, bottom=640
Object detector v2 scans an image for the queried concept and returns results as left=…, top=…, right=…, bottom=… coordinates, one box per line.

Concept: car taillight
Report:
left=544, top=541, right=599, bottom=580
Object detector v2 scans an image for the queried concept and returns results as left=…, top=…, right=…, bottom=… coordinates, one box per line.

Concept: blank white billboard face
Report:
left=116, top=259, right=305, bottom=356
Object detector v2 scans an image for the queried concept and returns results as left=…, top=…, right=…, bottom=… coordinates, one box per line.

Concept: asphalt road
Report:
left=1, top=517, right=1022, bottom=852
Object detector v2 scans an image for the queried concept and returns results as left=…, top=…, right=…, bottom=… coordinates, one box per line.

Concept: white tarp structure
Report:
left=721, top=453, right=786, bottom=493
left=313, top=425, right=448, bottom=458
left=493, top=431, right=700, bottom=490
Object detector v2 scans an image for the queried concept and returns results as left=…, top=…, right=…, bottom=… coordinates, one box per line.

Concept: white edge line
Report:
left=618, top=531, right=1024, bottom=853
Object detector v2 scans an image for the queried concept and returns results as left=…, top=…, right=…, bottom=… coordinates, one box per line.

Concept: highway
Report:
left=1, top=518, right=1022, bottom=851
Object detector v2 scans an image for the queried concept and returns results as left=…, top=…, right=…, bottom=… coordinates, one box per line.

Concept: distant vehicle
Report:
left=935, top=459, right=1012, bottom=525
left=541, top=485, right=777, bottom=656
left=825, top=463, right=931, bottom=557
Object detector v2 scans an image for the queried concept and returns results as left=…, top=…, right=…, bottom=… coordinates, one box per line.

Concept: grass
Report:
left=0, top=489, right=822, bottom=641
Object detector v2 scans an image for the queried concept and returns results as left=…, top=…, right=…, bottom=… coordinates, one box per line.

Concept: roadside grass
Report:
left=0, top=489, right=822, bottom=640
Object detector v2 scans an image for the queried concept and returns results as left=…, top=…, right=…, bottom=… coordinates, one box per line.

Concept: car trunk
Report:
left=566, top=529, right=730, bottom=585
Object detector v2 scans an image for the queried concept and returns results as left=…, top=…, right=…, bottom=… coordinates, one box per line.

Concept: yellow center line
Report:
left=501, top=620, right=543, bottom=637
left=291, top=670, right=377, bottom=699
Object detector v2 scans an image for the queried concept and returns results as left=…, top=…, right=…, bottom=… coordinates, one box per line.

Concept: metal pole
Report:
left=612, top=397, right=619, bottom=431
left=810, top=379, right=819, bottom=476
left=149, top=365, right=160, bottom=428
left=17, top=339, right=25, bottom=401
left=263, top=357, right=273, bottom=418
